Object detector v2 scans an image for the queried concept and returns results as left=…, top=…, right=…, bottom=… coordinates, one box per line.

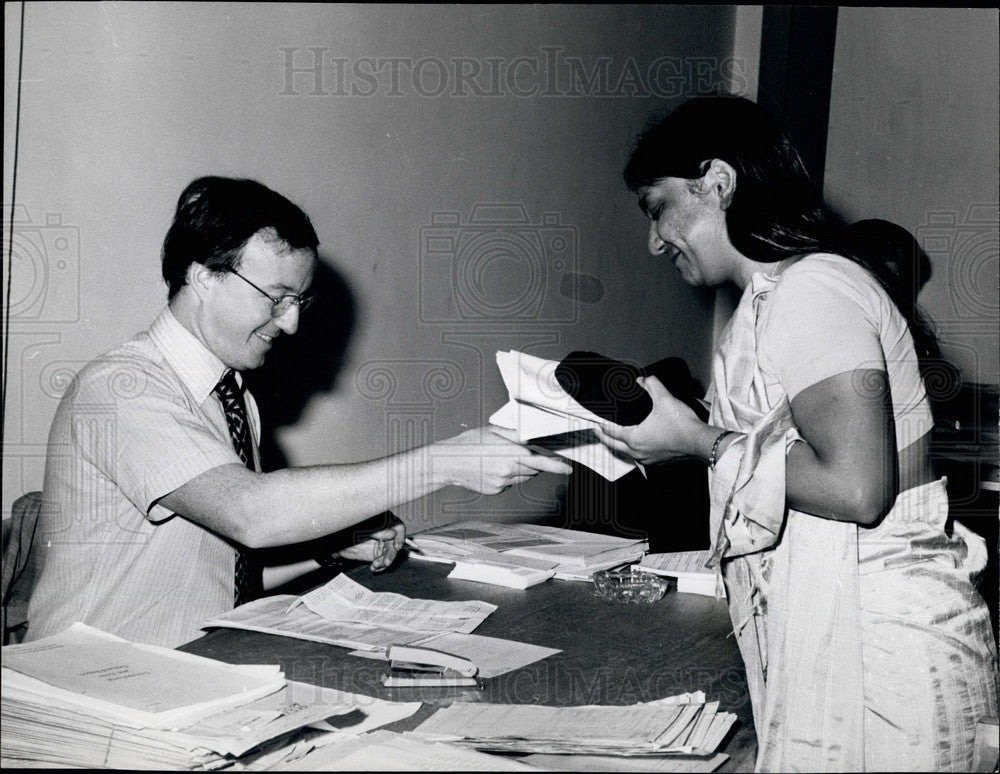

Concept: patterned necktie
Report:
left=213, top=369, right=263, bottom=606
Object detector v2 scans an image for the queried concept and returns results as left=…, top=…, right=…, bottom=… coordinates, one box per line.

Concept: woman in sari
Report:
left=597, top=95, right=997, bottom=772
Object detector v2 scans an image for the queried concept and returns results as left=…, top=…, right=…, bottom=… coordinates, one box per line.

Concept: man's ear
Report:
left=703, top=159, right=737, bottom=210
left=185, top=263, right=217, bottom=301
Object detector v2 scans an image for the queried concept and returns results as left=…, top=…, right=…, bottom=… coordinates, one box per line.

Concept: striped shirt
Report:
left=27, top=308, right=261, bottom=647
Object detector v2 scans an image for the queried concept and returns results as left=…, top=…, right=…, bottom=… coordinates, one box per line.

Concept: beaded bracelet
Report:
left=708, top=430, right=735, bottom=470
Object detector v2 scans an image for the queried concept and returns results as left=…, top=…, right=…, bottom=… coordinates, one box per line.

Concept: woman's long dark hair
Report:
left=623, top=95, right=842, bottom=262
left=624, top=95, right=953, bottom=407
left=836, top=219, right=959, bottom=413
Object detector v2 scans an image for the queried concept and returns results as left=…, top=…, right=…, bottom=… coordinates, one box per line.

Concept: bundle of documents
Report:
left=489, top=349, right=640, bottom=481
left=203, top=573, right=498, bottom=650
left=252, top=728, right=543, bottom=771
left=1, top=623, right=418, bottom=769
left=448, top=558, right=555, bottom=589
left=410, top=694, right=737, bottom=758
left=408, top=520, right=647, bottom=584
left=634, top=550, right=723, bottom=598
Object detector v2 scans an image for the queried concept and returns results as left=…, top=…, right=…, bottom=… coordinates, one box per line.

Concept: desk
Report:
left=180, top=558, right=757, bottom=771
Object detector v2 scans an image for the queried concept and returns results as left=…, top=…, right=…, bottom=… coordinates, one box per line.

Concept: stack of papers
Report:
left=523, top=752, right=730, bottom=772
left=203, top=573, right=497, bottom=650
left=489, top=350, right=641, bottom=481
left=1, top=623, right=417, bottom=769
left=408, top=520, right=647, bottom=583
left=254, top=728, right=543, bottom=771
left=410, top=694, right=737, bottom=757
left=448, top=559, right=555, bottom=589
left=2, top=623, right=284, bottom=729
left=634, top=551, right=722, bottom=598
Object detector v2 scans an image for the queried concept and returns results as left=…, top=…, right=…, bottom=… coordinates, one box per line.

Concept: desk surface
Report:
left=180, top=558, right=757, bottom=771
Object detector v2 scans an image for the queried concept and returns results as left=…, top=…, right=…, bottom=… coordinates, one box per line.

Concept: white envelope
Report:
left=488, top=350, right=640, bottom=481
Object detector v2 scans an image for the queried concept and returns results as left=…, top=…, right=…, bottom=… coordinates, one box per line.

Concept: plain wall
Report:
left=824, top=7, right=999, bottom=386
left=3, top=3, right=741, bottom=525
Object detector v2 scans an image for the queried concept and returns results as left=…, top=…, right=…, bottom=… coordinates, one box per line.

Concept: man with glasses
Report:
left=27, top=176, right=571, bottom=648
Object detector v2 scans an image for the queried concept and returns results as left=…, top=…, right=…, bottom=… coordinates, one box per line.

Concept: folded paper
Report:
left=488, top=350, right=639, bottom=481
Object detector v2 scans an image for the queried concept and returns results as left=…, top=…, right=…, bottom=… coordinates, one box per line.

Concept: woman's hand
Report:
left=594, top=376, right=709, bottom=465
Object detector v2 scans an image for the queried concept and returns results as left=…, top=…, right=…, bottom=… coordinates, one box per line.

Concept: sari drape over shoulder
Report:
left=706, top=270, right=998, bottom=772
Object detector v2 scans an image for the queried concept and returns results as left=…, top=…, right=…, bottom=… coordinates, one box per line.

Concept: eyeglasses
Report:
left=224, top=268, right=314, bottom=318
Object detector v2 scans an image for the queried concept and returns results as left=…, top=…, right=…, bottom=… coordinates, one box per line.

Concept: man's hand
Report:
left=593, top=376, right=708, bottom=465
left=335, top=521, right=407, bottom=572
left=433, top=426, right=574, bottom=494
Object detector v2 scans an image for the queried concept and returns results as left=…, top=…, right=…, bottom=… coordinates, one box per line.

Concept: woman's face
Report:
left=637, top=176, right=733, bottom=287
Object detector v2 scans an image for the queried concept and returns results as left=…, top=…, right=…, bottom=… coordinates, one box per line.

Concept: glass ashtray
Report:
left=592, top=568, right=669, bottom=603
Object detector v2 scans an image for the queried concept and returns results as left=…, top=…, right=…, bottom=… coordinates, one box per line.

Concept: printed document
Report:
left=203, top=575, right=497, bottom=650
left=1, top=622, right=283, bottom=729
left=290, top=574, right=497, bottom=634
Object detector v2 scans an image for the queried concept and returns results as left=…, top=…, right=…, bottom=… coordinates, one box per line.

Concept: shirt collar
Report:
left=148, top=307, right=231, bottom=404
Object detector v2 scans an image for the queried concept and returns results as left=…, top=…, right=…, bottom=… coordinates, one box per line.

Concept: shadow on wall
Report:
left=244, top=256, right=403, bottom=585
left=244, top=256, right=356, bottom=473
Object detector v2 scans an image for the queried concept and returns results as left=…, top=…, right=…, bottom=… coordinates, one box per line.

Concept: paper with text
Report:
left=1, top=623, right=283, bottom=729
left=289, top=574, right=497, bottom=634
left=202, top=595, right=429, bottom=651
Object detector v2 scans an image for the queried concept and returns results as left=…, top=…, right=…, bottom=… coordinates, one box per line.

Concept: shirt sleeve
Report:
left=758, top=259, right=887, bottom=401
left=70, top=357, right=241, bottom=521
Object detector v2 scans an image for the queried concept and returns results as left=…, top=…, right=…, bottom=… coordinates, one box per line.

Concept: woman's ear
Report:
left=703, top=159, right=737, bottom=210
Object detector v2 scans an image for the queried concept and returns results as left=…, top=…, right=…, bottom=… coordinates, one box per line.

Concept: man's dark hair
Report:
left=161, top=176, right=319, bottom=300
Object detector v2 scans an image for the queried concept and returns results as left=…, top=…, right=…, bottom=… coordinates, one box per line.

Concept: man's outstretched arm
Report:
left=157, top=426, right=572, bottom=549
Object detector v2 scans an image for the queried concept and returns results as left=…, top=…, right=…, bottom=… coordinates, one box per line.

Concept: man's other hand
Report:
left=335, top=521, right=406, bottom=572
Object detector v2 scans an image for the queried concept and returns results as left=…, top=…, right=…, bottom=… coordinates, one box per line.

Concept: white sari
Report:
left=707, top=269, right=998, bottom=772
